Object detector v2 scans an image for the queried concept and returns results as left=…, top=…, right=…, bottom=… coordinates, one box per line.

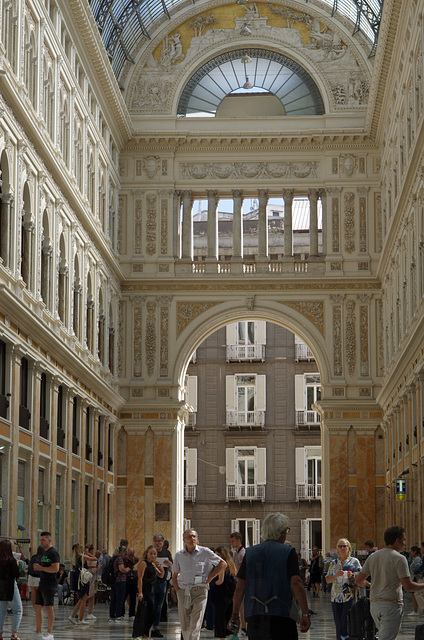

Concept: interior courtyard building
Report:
left=0, top=0, right=423, bottom=561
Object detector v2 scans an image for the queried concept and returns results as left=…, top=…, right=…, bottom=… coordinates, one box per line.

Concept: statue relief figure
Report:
left=160, top=33, right=184, bottom=68
left=243, top=3, right=260, bottom=19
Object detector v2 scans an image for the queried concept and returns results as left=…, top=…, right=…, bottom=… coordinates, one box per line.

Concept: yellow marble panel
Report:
left=342, top=412, right=361, bottom=418
left=40, top=441, right=50, bottom=456
left=72, top=455, right=81, bottom=470
left=19, top=430, right=31, bottom=447
left=85, top=461, right=93, bottom=475
left=107, top=472, right=114, bottom=484
left=57, top=449, right=66, bottom=464
left=329, top=434, right=349, bottom=547
left=97, top=468, right=104, bottom=481
left=356, top=435, right=375, bottom=544
left=0, top=421, right=10, bottom=438
left=126, top=435, right=146, bottom=552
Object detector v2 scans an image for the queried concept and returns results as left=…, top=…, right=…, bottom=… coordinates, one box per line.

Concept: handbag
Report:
left=78, top=555, right=92, bottom=587
left=132, top=599, right=148, bottom=638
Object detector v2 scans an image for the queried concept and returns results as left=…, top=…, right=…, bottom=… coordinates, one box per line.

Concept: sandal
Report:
left=11, top=635, right=20, bottom=640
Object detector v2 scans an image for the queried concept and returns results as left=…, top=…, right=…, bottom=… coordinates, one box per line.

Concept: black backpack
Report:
left=28, top=553, right=41, bottom=578
left=101, top=555, right=115, bottom=587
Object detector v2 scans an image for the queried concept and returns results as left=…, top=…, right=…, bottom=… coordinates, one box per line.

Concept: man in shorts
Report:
left=33, top=531, right=60, bottom=640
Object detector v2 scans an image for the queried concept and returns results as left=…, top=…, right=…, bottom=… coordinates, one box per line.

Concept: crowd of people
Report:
left=1, top=520, right=424, bottom=639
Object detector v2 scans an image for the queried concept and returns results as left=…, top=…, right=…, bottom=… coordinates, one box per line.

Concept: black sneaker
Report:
left=151, top=631, right=164, bottom=638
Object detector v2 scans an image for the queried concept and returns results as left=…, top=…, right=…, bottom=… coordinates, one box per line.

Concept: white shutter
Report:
left=295, top=447, right=306, bottom=485
left=231, top=519, right=239, bottom=533
left=186, top=448, right=197, bottom=485
left=226, top=323, right=237, bottom=346
left=295, top=375, right=305, bottom=411
left=300, top=519, right=309, bottom=559
left=256, top=321, right=266, bottom=345
left=226, top=376, right=236, bottom=411
left=254, top=520, right=261, bottom=545
left=187, top=376, right=198, bottom=412
left=226, top=448, right=236, bottom=484
left=256, top=448, right=266, bottom=485
left=256, top=375, right=266, bottom=410
left=306, top=446, right=321, bottom=458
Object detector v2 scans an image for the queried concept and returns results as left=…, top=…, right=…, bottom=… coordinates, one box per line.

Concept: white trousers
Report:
left=177, top=586, right=209, bottom=640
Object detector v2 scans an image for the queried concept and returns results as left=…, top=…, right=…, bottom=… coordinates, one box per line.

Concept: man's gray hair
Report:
left=261, top=513, right=290, bottom=541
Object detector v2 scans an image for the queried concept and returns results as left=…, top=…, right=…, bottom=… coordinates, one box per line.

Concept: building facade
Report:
left=0, top=0, right=422, bottom=560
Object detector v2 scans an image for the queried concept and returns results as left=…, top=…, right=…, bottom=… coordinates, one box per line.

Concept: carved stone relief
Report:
left=345, top=299, right=356, bottom=376
left=177, top=301, right=217, bottom=336
left=146, top=194, right=157, bottom=256
left=344, top=192, right=355, bottom=254
left=128, top=3, right=370, bottom=115
left=377, top=298, right=384, bottom=377
left=359, top=301, right=369, bottom=377
left=134, top=199, right=143, bottom=255
left=133, top=305, right=143, bottom=378
left=332, top=196, right=340, bottom=252
left=359, top=193, right=367, bottom=253
left=180, top=161, right=318, bottom=180
left=160, top=198, right=168, bottom=255
left=332, top=298, right=343, bottom=376
left=375, top=193, right=382, bottom=252
left=118, top=300, right=125, bottom=377
left=145, top=300, right=157, bottom=377
left=284, top=301, right=324, bottom=335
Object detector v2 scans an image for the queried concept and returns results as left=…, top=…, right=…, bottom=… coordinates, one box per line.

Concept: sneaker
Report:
left=108, top=618, right=116, bottom=623
left=239, top=631, right=248, bottom=638
left=151, top=630, right=164, bottom=638
left=43, top=635, right=54, bottom=640
left=68, top=615, right=78, bottom=625
left=86, top=614, right=97, bottom=621
left=79, top=619, right=90, bottom=624
left=34, top=634, right=44, bottom=640
left=115, top=617, right=126, bottom=623
left=408, top=611, right=420, bottom=616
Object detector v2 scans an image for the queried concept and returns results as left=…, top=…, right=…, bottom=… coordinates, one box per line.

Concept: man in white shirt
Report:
left=355, top=525, right=424, bottom=640
left=172, top=529, right=226, bottom=640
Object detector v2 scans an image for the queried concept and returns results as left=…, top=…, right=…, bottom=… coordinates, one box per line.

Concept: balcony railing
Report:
left=296, top=483, right=322, bottom=500
left=296, top=410, right=321, bottom=426
left=226, top=484, right=265, bottom=501
left=226, top=344, right=265, bottom=362
left=295, top=343, right=315, bottom=361
left=227, top=410, right=265, bottom=427
left=184, top=485, right=197, bottom=501
left=187, top=412, right=197, bottom=427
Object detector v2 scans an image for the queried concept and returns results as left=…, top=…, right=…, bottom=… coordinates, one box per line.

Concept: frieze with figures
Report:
left=180, top=161, right=319, bottom=180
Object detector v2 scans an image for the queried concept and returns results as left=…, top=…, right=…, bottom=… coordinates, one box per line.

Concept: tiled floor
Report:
left=4, top=591, right=423, bottom=639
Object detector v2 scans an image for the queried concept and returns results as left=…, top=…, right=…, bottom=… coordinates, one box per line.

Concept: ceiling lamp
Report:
left=243, top=77, right=253, bottom=89
left=240, top=22, right=251, bottom=36
left=241, top=53, right=252, bottom=64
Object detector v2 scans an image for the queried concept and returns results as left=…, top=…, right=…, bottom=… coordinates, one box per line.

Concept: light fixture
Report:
left=240, top=22, right=251, bottom=36
left=241, top=53, right=252, bottom=64
left=243, top=77, right=253, bottom=89
left=236, top=0, right=248, bottom=5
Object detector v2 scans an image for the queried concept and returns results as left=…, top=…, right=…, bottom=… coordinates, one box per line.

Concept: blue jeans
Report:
left=110, top=582, right=127, bottom=619
left=57, top=583, right=70, bottom=603
left=370, top=602, right=403, bottom=640
left=151, top=581, right=167, bottom=628
left=0, top=581, right=23, bottom=633
left=331, top=599, right=354, bottom=640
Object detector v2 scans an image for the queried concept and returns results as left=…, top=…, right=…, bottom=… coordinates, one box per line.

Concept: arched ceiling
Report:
left=89, top=0, right=383, bottom=79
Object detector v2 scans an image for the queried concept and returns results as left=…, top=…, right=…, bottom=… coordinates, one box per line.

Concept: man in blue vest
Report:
left=230, top=513, right=311, bottom=640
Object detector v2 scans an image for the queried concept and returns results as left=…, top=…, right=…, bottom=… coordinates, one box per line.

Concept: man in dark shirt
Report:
left=33, top=531, right=60, bottom=640
left=231, top=513, right=311, bottom=640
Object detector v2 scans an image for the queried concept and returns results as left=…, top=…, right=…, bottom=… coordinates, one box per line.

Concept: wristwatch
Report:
left=301, top=612, right=311, bottom=617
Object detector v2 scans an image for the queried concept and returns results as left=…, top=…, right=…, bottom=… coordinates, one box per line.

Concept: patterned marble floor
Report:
left=5, top=591, right=423, bottom=639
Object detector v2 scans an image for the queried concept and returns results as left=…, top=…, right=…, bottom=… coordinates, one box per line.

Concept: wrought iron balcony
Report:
left=226, top=410, right=265, bottom=427
left=295, top=343, right=316, bottom=361
left=296, top=410, right=321, bottom=426
left=184, top=485, right=197, bottom=501
left=226, top=484, right=265, bottom=501
left=296, top=483, right=322, bottom=500
left=226, top=344, right=265, bottom=362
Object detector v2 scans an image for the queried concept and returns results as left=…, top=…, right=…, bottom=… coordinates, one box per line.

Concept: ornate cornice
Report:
left=122, top=279, right=381, bottom=293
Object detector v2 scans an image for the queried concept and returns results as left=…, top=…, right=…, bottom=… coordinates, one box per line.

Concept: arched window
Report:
left=73, top=255, right=81, bottom=340
left=21, top=182, right=34, bottom=291
left=40, top=210, right=52, bottom=309
left=0, top=150, right=13, bottom=269
left=98, top=289, right=105, bottom=364
left=3, top=0, right=18, bottom=74
left=86, top=272, right=94, bottom=353
left=59, top=96, right=70, bottom=167
left=108, top=302, right=115, bottom=374
left=58, top=233, right=68, bottom=325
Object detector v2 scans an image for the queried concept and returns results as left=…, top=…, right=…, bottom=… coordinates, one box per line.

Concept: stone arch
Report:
left=172, top=299, right=330, bottom=392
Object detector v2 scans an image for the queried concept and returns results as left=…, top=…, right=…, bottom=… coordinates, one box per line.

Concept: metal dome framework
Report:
left=177, top=48, right=326, bottom=117
left=89, top=0, right=383, bottom=79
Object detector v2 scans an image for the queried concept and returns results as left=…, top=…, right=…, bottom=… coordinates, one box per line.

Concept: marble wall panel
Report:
left=126, top=435, right=146, bottom=550
left=356, top=434, right=375, bottom=544
left=328, top=434, right=349, bottom=547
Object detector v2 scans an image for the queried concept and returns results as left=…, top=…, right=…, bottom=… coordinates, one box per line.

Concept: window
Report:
left=185, top=376, right=197, bottom=427
left=57, top=386, right=65, bottom=448
left=226, top=374, right=266, bottom=426
left=295, top=447, right=322, bottom=500
left=19, top=358, right=31, bottom=429
left=295, top=374, right=321, bottom=425
left=294, top=336, right=315, bottom=361
left=226, top=447, right=266, bottom=500
left=86, top=407, right=92, bottom=461
left=40, top=373, right=49, bottom=439
left=230, top=518, right=261, bottom=547
left=226, top=321, right=266, bottom=361
left=184, top=448, right=197, bottom=501
left=0, top=340, right=9, bottom=420
left=72, top=397, right=79, bottom=455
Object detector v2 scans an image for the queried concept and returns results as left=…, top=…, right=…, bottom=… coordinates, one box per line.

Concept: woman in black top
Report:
left=132, top=545, right=164, bottom=638
left=0, top=539, right=22, bottom=640
left=213, top=546, right=236, bottom=639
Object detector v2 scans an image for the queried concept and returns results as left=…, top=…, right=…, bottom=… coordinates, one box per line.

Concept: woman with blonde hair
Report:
left=326, top=538, right=362, bottom=640
left=213, top=547, right=236, bottom=640
left=133, top=545, right=164, bottom=639
left=68, top=543, right=97, bottom=626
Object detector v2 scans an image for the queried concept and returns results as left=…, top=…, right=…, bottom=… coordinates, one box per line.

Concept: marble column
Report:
left=73, top=280, right=82, bottom=340
left=181, top=190, right=193, bottom=260
left=321, top=189, right=327, bottom=257
left=41, top=244, right=52, bottom=308
left=30, top=365, right=42, bottom=550
left=108, top=328, right=115, bottom=374
left=58, top=265, right=68, bottom=324
left=258, top=189, right=268, bottom=259
left=64, top=387, right=73, bottom=561
left=49, top=377, right=59, bottom=540
left=98, top=314, right=105, bottom=363
left=173, top=191, right=181, bottom=259
left=87, top=298, right=94, bottom=353
left=309, top=188, right=319, bottom=257
left=232, top=189, right=243, bottom=259
left=206, top=190, right=218, bottom=260
left=283, top=189, right=293, bottom=258
left=8, top=350, right=21, bottom=538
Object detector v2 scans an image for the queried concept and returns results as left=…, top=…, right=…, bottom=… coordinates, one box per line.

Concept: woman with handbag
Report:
left=132, top=545, right=164, bottom=639
left=326, top=538, right=362, bottom=640
left=213, top=547, right=237, bottom=640
left=0, top=539, right=22, bottom=640
left=69, top=543, right=97, bottom=625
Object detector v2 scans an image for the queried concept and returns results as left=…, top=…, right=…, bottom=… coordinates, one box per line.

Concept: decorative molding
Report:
left=177, top=301, right=217, bottom=336
left=359, top=303, right=369, bottom=377
left=332, top=195, right=340, bottom=253
left=145, top=300, right=157, bottom=377
left=180, top=161, right=319, bottom=180
left=160, top=198, right=168, bottom=256
left=133, top=306, right=143, bottom=378
left=134, top=198, right=143, bottom=255
left=146, top=194, right=157, bottom=256
left=284, top=301, right=324, bottom=335
left=344, top=192, right=355, bottom=254
left=345, top=299, right=356, bottom=376
left=332, top=302, right=343, bottom=376
left=359, top=194, right=367, bottom=253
